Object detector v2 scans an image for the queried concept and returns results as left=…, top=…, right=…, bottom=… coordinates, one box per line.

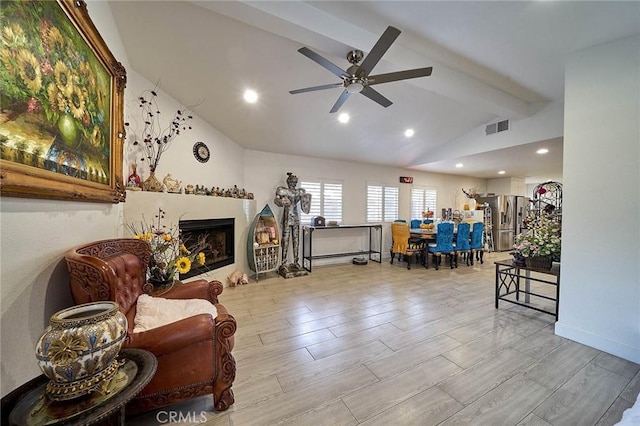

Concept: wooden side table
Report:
left=2, top=349, right=157, bottom=426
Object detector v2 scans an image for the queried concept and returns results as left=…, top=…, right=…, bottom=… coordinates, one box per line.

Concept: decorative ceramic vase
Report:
left=57, top=113, right=81, bottom=149
left=35, top=301, right=127, bottom=401
left=143, top=171, right=163, bottom=192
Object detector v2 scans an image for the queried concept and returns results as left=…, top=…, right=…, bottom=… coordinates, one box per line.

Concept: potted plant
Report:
left=512, top=212, right=561, bottom=270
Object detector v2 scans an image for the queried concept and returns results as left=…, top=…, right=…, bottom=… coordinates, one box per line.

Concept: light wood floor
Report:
left=129, top=252, right=639, bottom=425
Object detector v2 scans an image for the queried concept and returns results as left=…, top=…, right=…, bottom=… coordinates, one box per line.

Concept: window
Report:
left=367, top=183, right=399, bottom=222
left=411, top=187, right=437, bottom=219
left=299, top=179, right=343, bottom=224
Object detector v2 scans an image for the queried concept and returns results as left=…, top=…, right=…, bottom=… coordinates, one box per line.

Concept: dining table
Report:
left=409, top=228, right=437, bottom=240
left=410, top=223, right=477, bottom=244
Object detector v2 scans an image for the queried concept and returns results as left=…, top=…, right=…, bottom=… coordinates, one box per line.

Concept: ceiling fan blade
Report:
left=329, top=90, right=351, bottom=113
left=360, top=86, right=392, bottom=108
left=368, top=67, right=433, bottom=85
left=298, top=47, right=347, bottom=78
left=289, top=82, right=343, bottom=94
left=358, top=26, right=401, bottom=77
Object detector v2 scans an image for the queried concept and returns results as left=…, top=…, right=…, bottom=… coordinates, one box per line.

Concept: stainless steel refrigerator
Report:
left=476, top=195, right=529, bottom=251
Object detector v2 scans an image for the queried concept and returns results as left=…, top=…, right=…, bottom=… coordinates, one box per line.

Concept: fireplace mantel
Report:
left=123, top=191, right=256, bottom=284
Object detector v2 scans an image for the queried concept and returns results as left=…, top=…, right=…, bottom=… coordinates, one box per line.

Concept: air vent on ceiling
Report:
left=486, top=119, right=510, bottom=135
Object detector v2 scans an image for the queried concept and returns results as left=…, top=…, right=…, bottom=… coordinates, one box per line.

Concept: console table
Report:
left=3, top=349, right=157, bottom=426
left=302, top=224, right=383, bottom=272
left=495, top=261, right=560, bottom=320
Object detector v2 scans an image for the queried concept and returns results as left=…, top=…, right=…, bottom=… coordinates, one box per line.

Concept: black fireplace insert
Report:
left=179, top=218, right=234, bottom=279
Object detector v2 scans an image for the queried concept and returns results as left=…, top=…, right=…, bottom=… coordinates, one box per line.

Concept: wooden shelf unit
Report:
left=247, top=204, right=280, bottom=281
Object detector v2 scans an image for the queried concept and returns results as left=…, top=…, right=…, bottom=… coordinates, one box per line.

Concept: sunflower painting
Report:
left=0, top=0, right=113, bottom=184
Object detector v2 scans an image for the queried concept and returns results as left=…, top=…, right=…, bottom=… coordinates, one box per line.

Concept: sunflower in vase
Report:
left=128, top=208, right=207, bottom=286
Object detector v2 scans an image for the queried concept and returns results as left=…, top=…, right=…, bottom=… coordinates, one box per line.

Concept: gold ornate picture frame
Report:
left=0, top=0, right=126, bottom=203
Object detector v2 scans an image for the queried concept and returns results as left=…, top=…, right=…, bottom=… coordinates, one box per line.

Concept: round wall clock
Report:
left=193, top=142, right=210, bottom=163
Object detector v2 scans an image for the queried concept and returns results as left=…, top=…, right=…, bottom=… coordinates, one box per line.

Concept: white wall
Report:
left=416, top=101, right=564, bottom=165
left=0, top=0, right=129, bottom=395
left=0, top=0, right=247, bottom=396
left=123, top=71, right=246, bottom=190
left=555, top=35, right=640, bottom=363
left=244, top=150, right=486, bottom=265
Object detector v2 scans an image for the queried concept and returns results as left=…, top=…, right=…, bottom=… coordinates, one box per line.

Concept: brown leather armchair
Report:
left=64, top=238, right=236, bottom=414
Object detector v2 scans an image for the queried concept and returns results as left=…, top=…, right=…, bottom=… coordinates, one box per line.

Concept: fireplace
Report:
left=179, top=218, right=234, bottom=279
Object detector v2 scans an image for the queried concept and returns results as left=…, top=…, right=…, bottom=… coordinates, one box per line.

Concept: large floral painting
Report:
left=0, top=0, right=126, bottom=203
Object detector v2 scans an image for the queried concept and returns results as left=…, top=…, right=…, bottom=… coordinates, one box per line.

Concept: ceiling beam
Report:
left=194, top=0, right=534, bottom=119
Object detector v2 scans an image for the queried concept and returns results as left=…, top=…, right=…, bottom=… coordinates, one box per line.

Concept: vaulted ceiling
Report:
left=109, top=1, right=639, bottom=182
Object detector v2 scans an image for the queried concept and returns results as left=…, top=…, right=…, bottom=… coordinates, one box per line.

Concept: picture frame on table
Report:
left=0, top=0, right=127, bottom=203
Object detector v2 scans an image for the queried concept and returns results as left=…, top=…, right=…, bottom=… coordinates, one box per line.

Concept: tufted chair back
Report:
left=455, top=222, right=471, bottom=251
left=431, top=222, right=455, bottom=252
left=470, top=222, right=484, bottom=249
left=66, top=239, right=151, bottom=331
left=427, top=222, right=456, bottom=269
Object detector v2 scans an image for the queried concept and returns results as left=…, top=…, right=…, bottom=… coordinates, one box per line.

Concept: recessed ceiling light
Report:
left=498, top=170, right=506, bottom=175
left=455, top=163, right=463, bottom=168
left=404, top=128, right=415, bottom=138
left=338, top=113, right=350, bottom=123
left=243, top=89, right=258, bottom=103
left=536, top=148, right=549, bottom=154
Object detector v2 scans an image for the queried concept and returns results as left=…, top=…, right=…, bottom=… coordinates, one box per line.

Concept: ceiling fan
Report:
left=289, top=26, right=433, bottom=113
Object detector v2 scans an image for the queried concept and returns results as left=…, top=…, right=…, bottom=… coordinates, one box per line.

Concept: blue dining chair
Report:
left=410, top=219, right=422, bottom=229
left=469, top=222, right=485, bottom=265
left=454, top=222, right=471, bottom=266
left=427, top=222, right=456, bottom=269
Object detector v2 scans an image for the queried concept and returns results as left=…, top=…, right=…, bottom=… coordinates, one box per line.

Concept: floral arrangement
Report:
left=513, top=212, right=561, bottom=259
left=126, top=88, right=194, bottom=173
left=0, top=1, right=111, bottom=150
left=128, top=208, right=207, bottom=284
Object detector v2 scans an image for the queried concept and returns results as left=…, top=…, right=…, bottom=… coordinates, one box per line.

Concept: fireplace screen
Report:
left=179, top=218, right=234, bottom=279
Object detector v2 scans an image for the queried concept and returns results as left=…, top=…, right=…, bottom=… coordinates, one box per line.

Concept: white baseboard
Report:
left=555, top=322, right=640, bottom=364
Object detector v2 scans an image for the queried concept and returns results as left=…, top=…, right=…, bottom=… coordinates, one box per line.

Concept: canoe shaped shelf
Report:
left=247, top=204, right=280, bottom=281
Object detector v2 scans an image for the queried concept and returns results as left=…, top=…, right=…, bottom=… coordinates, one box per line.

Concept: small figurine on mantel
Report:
left=126, top=164, right=142, bottom=191
left=195, top=185, right=207, bottom=195
left=163, top=173, right=182, bottom=194
left=185, top=184, right=195, bottom=194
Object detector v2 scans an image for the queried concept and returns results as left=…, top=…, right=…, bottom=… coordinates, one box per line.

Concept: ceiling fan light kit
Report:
left=289, top=26, right=433, bottom=113
left=346, top=80, right=364, bottom=94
